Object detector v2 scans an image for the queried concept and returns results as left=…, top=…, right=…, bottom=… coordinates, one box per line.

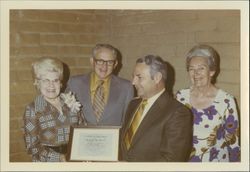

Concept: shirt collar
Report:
left=90, top=72, right=111, bottom=91
left=146, top=88, right=165, bottom=105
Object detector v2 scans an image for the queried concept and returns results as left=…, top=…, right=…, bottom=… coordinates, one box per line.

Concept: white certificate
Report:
left=67, top=126, right=120, bottom=162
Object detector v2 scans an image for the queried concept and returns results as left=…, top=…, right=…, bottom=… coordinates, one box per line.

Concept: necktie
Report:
left=92, top=80, right=105, bottom=122
left=124, top=99, right=148, bottom=150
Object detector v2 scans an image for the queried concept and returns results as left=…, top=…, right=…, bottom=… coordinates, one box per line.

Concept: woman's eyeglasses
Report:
left=38, top=78, right=60, bottom=85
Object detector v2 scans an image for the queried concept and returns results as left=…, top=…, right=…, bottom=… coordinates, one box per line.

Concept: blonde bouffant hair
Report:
left=32, top=57, right=63, bottom=87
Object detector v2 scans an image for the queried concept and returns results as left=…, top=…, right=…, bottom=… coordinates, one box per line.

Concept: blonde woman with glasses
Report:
left=23, top=57, right=84, bottom=162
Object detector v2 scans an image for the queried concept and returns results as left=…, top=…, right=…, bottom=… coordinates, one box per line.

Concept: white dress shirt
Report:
left=139, top=88, right=165, bottom=124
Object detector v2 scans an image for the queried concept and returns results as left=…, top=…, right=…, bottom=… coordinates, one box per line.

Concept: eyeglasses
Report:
left=188, top=66, right=208, bottom=73
left=94, top=58, right=116, bottom=66
left=38, top=78, right=61, bottom=85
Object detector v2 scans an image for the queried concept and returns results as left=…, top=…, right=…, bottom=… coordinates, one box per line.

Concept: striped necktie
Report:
left=124, top=99, right=148, bottom=150
left=92, top=80, right=105, bottom=122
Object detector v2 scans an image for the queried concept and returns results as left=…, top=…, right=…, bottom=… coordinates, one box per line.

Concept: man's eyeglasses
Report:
left=94, top=58, right=116, bottom=66
left=38, top=78, right=60, bottom=85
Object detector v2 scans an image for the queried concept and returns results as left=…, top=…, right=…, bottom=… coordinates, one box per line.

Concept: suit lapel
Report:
left=130, top=92, right=170, bottom=147
left=100, top=75, right=118, bottom=122
left=123, top=98, right=142, bottom=132
left=82, top=74, right=97, bottom=123
left=122, top=98, right=141, bottom=153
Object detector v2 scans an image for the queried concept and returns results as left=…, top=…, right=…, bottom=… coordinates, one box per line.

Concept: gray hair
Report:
left=92, top=43, right=117, bottom=59
left=136, top=55, right=167, bottom=82
left=186, top=44, right=219, bottom=71
left=32, top=57, right=63, bottom=84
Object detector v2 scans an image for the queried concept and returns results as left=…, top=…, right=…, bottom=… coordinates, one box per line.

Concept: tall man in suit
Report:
left=120, top=55, right=193, bottom=162
left=67, top=44, right=134, bottom=126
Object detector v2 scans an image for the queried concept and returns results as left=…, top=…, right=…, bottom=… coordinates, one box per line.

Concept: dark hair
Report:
left=92, top=43, right=117, bottom=59
left=136, top=54, right=167, bottom=82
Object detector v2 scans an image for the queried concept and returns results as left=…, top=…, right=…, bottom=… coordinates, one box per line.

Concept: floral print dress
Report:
left=176, top=88, right=240, bottom=162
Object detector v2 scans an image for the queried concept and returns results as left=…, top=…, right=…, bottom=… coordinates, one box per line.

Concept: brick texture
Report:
left=9, top=10, right=110, bottom=162
left=10, top=10, right=240, bottom=162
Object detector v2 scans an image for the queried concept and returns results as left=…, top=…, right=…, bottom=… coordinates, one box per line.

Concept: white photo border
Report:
left=1, top=1, right=249, bottom=171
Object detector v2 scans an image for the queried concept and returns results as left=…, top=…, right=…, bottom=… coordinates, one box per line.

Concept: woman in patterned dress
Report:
left=176, top=44, right=240, bottom=162
left=23, top=57, right=84, bottom=162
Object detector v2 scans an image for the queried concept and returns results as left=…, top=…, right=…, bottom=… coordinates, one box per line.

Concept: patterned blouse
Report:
left=23, top=94, right=83, bottom=162
left=176, top=88, right=240, bottom=162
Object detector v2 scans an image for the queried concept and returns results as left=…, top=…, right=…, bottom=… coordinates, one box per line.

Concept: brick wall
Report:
left=9, top=10, right=111, bottom=161
left=109, top=10, right=240, bottom=102
left=10, top=10, right=240, bottom=162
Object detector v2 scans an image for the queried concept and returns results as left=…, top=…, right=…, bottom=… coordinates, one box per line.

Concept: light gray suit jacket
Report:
left=66, top=73, right=134, bottom=127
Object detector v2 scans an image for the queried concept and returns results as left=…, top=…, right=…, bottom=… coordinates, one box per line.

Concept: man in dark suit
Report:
left=120, top=55, right=193, bottom=162
left=67, top=44, right=134, bottom=126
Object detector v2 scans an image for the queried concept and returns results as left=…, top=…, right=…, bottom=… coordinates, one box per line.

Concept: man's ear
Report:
left=90, top=57, right=94, bottom=66
left=210, top=71, right=215, bottom=77
left=154, top=72, right=162, bottom=84
left=114, top=60, right=118, bottom=68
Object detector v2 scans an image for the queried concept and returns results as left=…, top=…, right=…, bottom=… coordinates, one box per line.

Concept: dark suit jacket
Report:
left=120, top=91, right=193, bottom=162
left=66, top=73, right=134, bottom=126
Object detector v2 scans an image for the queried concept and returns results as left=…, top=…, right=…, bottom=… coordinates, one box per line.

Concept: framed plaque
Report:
left=67, top=125, right=120, bottom=162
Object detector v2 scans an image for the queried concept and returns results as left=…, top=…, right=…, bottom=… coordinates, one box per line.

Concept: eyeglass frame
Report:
left=37, top=78, right=61, bottom=85
left=93, top=58, right=116, bottom=66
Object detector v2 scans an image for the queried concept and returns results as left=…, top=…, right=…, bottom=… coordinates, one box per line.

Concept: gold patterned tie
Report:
left=124, top=99, right=148, bottom=150
left=92, top=80, right=105, bottom=122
